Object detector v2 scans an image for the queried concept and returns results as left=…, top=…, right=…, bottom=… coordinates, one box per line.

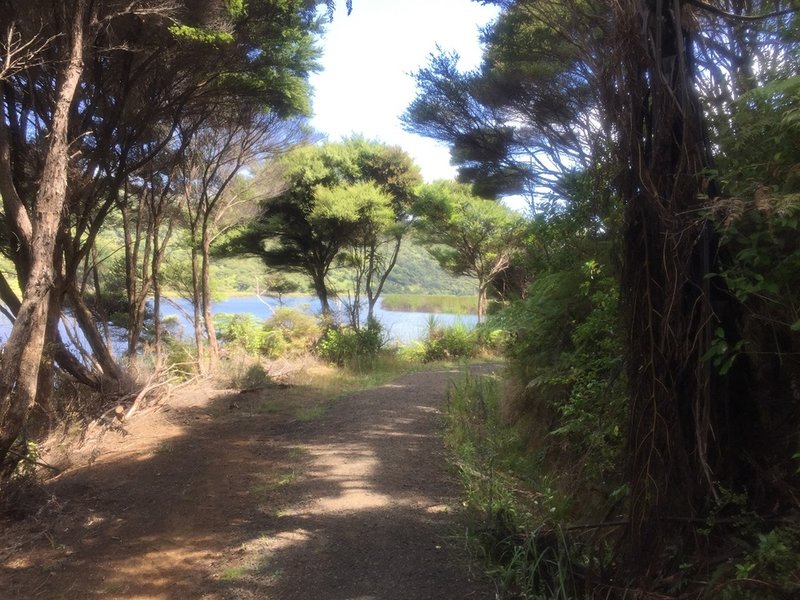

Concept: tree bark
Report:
left=201, top=230, right=219, bottom=365
left=0, top=0, right=87, bottom=466
left=190, top=245, right=206, bottom=372
left=66, top=283, right=124, bottom=382
left=614, top=0, right=753, bottom=563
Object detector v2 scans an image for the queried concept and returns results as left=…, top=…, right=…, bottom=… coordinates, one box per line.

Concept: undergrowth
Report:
left=445, top=369, right=800, bottom=599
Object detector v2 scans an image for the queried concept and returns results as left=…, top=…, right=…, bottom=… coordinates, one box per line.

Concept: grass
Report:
left=219, top=565, right=249, bottom=581
left=444, top=368, right=584, bottom=599
left=381, top=294, right=478, bottom=315
left=251, top=471, right=298, bottom=496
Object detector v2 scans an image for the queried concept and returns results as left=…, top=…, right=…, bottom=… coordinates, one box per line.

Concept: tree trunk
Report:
left=66, top=283, right=124, bottom=382
left=190, top=246, right=205, bottom=371
left=0, top=0, right=87, bottom=467
left=312, top=272, right=331, bottom=317
left=0, top=271, right=99, bottom=389
left=477, top=279, right=488, bottom=323
left=366, top=235, right=403, bottom=324
left=615, top=0, right=753, bottom=563
left=201, top=232, right=219, bottom=365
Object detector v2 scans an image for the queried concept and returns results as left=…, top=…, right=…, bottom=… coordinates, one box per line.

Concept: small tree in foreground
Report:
left=413, top=181, right=525, bottom=321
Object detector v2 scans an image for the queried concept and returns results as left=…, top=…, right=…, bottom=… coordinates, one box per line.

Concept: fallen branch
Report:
left=6, top=448, right=61, bottom=474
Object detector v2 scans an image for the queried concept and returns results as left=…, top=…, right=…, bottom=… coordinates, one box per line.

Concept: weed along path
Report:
left=0, top=366, right=496, bottom=599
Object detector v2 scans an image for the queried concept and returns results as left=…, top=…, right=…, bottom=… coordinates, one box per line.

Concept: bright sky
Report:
left=309, top=0, right=499, bottom=182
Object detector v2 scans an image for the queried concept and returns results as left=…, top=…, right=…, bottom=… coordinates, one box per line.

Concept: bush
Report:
left=232, top=362, right=272, bottom=390
left=317, top=319, right=387, bottom=367
left=216, top=309, right=321, bottom=359
left=163, top=337, right=198, bottom=380
left=215, top=313, right=267, bottom=354
left=262, top=307, right=320, bottom=358
left=422, top=317, right=477, bottom=362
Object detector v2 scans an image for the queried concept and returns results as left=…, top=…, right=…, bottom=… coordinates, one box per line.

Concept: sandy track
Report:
left=0, top=368, right=496, bottom=600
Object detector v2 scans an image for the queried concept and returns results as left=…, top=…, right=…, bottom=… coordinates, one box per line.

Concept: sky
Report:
left=308, top=0, right=500, bottom=182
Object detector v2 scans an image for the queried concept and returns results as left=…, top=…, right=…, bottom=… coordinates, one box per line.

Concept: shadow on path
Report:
left=0, top=367, right=498, bottom=600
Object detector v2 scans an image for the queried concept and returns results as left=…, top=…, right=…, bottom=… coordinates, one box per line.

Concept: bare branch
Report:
left=0, top=22, right=58, bottom=81
left=687, top=0, right=800, bottom=22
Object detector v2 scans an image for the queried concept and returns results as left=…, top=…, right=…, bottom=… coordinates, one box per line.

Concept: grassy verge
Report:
left=381, top=294, right=478, bottom=315
left=444, top=369, right=588, bottom=600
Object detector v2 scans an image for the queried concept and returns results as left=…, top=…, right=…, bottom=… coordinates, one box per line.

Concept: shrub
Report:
left=215, top=313, right=267, bottom=354
left=262, top=307, right=320, bottom=358
left=216, top=309, right=321, bottom=359
left=422, top=317, right=477, bottom=362
left=163, top=337, right=198, bottom=380
left=317, top=319, right=387, bottom=367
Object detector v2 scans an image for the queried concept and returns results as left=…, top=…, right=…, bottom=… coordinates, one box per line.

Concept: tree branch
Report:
left=688, top=0, right=800, bottom=22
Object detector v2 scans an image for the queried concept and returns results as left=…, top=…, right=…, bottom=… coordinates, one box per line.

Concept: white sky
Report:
left=309, top=0, right=499, bottom=182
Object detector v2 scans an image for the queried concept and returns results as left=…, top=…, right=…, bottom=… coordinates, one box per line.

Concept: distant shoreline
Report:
left=380, top=294, right=478, bottom=315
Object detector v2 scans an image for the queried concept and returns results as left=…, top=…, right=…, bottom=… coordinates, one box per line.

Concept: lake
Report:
left=159, top=295, right=478, bottom=344
left=0, top=295, right=478, bottom=354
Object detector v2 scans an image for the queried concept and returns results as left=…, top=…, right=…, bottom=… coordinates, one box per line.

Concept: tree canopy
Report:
left=242, top=137, right=421, bottom=317
left=413, top=180, right=524, bottom=320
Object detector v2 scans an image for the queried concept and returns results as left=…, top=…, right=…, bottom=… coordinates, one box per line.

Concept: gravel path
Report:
left=0, top=367, right=497, bottom=600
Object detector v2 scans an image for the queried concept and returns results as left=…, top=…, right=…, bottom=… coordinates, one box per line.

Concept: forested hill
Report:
left=382, top=236, right=476, bottom=296
left=211, top=235, right=476, bottom=297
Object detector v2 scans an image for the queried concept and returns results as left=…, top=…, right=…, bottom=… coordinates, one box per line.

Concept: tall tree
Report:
left=413, top=181, right=524, bottom=321
left=0, top=0, right=90, bottom=471
left=246, top=138, right=420, bottom=317
left=0, top=0, right=323, bottom=472
left=178, top=111, right=305, bottom=369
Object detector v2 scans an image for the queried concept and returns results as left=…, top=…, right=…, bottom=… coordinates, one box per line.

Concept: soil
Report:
left=0, top=365, right=498, bottom=599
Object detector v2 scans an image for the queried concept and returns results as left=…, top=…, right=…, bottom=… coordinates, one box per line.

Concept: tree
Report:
left=403, top=1, right=609, bottom=202
left=247, top=138, right=420, bottom=318
left=407, top=0, right=800, bottom=575
left=0, top=0, right=91, bottom=471
left=413, top=181, right=524, bottom=321
left=178, top=111, right=306, bottom=369
left=0, top=0, right=324, bottom=472
left=318, top=182, right=395, bottom=328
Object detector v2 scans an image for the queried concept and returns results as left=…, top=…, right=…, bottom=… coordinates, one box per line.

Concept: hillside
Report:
left=210, top=236, right=476, bottom=298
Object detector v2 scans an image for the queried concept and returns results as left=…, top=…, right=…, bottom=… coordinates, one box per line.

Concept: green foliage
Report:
left=421, top=318, right=478, bottom=362
left=445, top=372, right=529, bottom=521
left=501, top=261, right=625, bottom=483
left=169, top=25, right=234, bottom=45
left=414, top=181, right=524, bottom=280
left=381, top=294, right=478, bottom=315
left=317, top=319, right=387, bottom=367
left=716, top=76, right=800, bottom=199
left=163, top=337, right=199, bottom=381
left=216, top=313, right=268, bottom=355
left=444, top=371, right=587, bottom=599
left=718, top=526, right=800, bottom=600
left=12, top=440, right=39, bottom=480
left=413, top=180, right=525, bottom=318
left=216, top=308, right=320, bottom=358
left=262, top=307, right=320, bottom=357
left=241, top=137, right=422, bottom=313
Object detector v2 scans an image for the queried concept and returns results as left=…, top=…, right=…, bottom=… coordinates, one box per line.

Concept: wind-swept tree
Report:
left=413, top=181, right=524, bottom=321
left=245, top=138, right=420, bottom=317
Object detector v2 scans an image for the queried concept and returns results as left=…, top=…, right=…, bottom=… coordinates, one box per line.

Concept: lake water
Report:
left=0, top=295, right=478, bottom=353
left=159, top=295, right=478, bottom=344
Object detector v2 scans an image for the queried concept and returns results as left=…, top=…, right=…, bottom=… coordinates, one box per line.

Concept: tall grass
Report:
left=381, top=294, right=478, bottom=315
left=445, top=370, right=589, bottom=599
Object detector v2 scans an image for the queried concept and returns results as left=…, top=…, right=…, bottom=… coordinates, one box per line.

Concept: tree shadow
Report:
left=0, top=367, right=496, bottom=599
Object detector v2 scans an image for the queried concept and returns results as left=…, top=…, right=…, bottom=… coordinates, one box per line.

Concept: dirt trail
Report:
left=0, top=367, right=496, bottom=599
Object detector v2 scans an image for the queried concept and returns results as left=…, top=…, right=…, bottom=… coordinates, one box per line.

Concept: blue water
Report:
left=0, top=295, right=477, bottom=353
left=159, top=295, right=477, bottom=344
